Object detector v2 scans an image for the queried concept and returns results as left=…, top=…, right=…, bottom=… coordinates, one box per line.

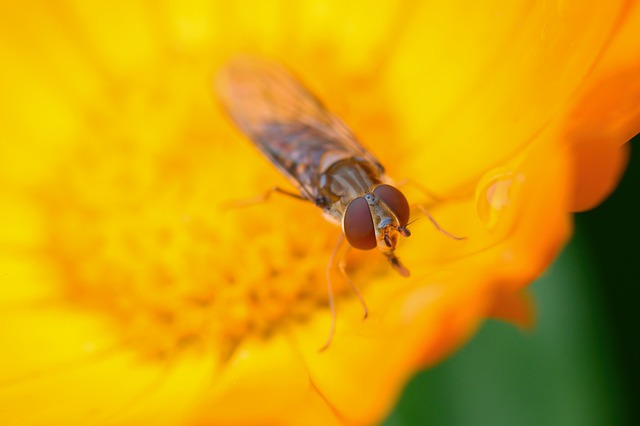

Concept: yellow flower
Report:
left=1, top=1, right=638, bottom=425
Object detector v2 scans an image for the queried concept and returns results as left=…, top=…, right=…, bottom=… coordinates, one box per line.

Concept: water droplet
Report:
left=476, top=168, right=524, bottom=229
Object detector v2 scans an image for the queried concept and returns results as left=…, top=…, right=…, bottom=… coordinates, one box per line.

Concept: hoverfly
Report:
left=216, top=56, right=413, bottom=347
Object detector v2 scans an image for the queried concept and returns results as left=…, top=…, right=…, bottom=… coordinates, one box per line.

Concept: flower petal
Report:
left=0, top=303, right=218, bottom=425
left=382, top=1, right=630, bottom=197
left=278, top=121, right=573, bottom=424
left=191, top=336, right=340, bottom=426
left=562, top=2, right=640, bottom=210
left=1, top=1, right=638, bottom=425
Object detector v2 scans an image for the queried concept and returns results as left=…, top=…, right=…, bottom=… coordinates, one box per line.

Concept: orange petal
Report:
left=383, top=1, right=631, bottom=197
left=487, top=289, right=535, bottom=329
left=0, top=304, right=217, bottom=425
left=562, top=3, right=640, bottom=210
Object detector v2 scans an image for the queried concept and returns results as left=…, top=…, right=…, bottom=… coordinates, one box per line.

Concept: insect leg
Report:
left=337, top=244, right=369, bottom=320
left=319, top=234, right=372, bottom=351
left=319, top=233, right=345, bottom=352
left=394, top=178, right=443, bottom=203
left=222, top=186, right=307, bottom=209
left=394, top=179, right=466, bottom=240
left=413, top=204, right=466, bottom=240
left=267, top=187, right=308, bottom=201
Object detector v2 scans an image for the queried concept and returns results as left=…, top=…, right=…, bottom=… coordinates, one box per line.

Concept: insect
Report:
left=216, top=56, right=414, bottom=347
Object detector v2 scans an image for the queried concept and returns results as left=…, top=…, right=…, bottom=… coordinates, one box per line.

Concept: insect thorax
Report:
left=318, top=158, right=383, bottom=224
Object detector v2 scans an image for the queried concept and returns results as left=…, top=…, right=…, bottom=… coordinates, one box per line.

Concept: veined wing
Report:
left=216, top=56, right=384, bottom=201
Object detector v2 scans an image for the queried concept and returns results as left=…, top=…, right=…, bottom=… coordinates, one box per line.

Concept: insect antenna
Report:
left=406, top=217, right=420, bottom=227
left=397, top=217, right=419, bottom=237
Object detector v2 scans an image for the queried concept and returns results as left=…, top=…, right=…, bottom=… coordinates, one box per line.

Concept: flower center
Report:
left=39, top=68, right=353, bottom=359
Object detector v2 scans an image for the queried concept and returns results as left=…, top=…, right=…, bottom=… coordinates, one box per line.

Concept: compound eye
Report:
left=343, top=197, right=376, bottom=250
left=373, top=184, right=410, bottom=227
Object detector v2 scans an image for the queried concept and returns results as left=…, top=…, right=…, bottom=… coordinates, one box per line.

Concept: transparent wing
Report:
left=216, top=56, right=383, bottom=201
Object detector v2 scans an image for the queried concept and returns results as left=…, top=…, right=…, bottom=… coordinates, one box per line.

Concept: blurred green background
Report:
left=384, top=135, right=639, bottom=426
